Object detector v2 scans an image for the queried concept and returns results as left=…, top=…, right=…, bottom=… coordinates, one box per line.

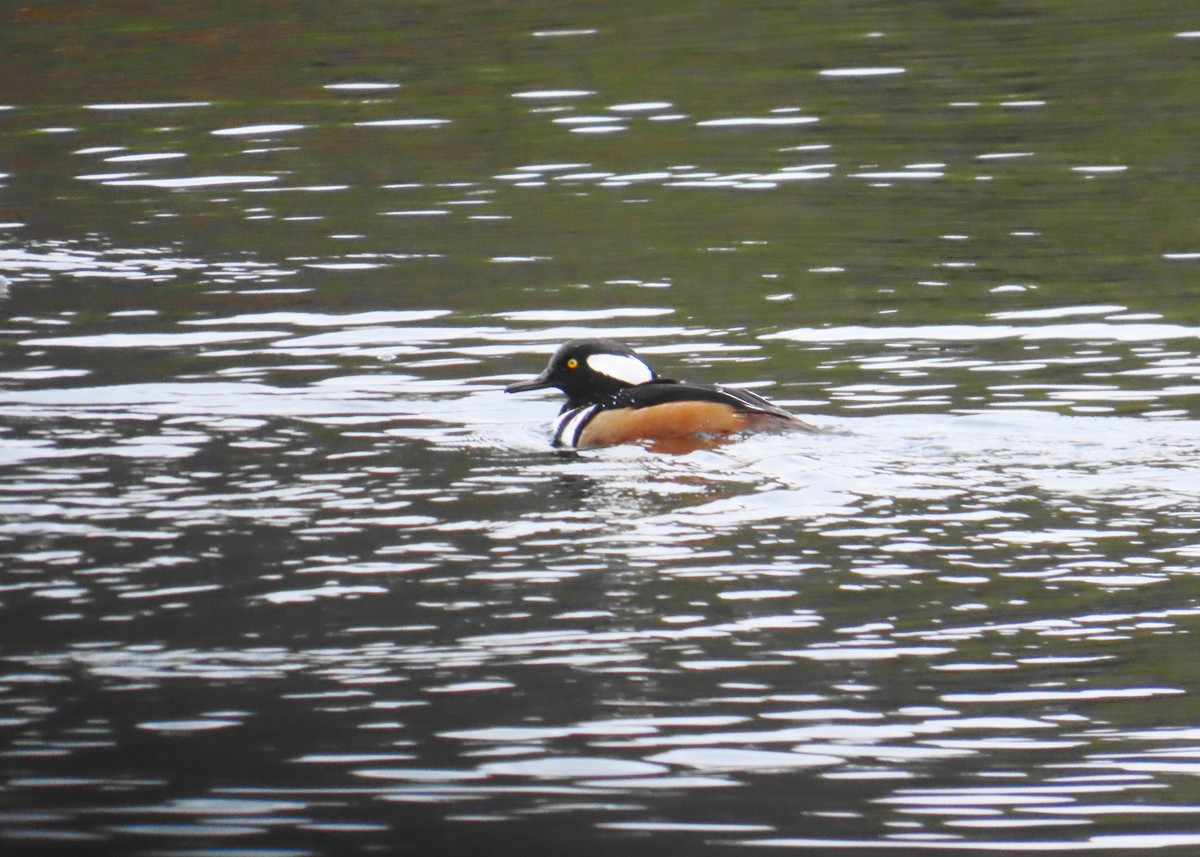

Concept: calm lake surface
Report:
left=4, top=3, right=1200, bottom=855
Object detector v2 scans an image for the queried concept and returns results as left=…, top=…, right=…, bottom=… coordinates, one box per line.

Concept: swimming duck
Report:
left=505, top=338, right=814, bottom=449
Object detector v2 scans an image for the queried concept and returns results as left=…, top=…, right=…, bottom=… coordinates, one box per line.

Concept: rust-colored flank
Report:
left=577, top=401, right=791, bottom=449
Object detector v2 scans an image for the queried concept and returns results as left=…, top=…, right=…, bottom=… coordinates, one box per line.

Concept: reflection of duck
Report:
left=505, top=338, right=815, bottom=450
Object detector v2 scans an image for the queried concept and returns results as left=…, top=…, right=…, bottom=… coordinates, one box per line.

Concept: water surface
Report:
left=4, top=3, right=1200, bottom=855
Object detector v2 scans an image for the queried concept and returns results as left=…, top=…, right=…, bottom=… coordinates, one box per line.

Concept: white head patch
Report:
left=586, top=352, right=654, bottom=385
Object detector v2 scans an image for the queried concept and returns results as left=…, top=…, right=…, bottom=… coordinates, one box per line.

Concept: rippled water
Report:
left=5, top=4, right=1200, bottom=856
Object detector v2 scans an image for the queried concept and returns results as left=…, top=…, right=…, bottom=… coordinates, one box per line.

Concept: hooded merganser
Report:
left=505, top=338, right=815, bottom=450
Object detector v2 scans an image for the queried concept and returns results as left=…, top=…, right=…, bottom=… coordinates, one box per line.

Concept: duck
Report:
left=505, top=338, right=814, bottom=450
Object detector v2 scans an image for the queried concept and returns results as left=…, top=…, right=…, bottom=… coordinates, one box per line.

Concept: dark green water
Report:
left=3, top=3, right=1200, bottom=855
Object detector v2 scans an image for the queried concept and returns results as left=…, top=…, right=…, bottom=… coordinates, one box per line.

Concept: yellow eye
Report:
left=566, top=358, right=579, bottom=369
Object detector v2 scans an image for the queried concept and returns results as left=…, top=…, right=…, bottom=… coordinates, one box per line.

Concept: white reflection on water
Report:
left=734, top=833, right=1200, bottom=850
left=766, top=321, right=1200, bottom=342
left=354, top=118, right=451, bottom=128
left=512, top=90, right=596, bottom=99
left=696, top=117, right=820, bottom=127
left=0, top=246, right=209, bottom=279
left=4, top=306, right=1200, bottom=851
left=819, top=67, right=907, bottom=77
left=211, top=124, right=307, bottom=136
left=83, top=102, right=211, bottom=110
left=99, top=175, right=279, bottom=188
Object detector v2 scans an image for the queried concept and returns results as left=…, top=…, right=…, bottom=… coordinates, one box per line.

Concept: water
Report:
left=4, top=3, right=1200, bottom=855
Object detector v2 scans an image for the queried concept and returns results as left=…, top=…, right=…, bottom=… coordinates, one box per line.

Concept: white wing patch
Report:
left=586, top=353, right=654, bottom=385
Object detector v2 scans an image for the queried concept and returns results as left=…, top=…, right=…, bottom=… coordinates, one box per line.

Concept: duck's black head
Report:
left=505, top=338, right=657, bottom=406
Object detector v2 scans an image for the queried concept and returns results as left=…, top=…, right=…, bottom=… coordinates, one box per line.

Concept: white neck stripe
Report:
left=553, top=405, right=597, bottom=448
